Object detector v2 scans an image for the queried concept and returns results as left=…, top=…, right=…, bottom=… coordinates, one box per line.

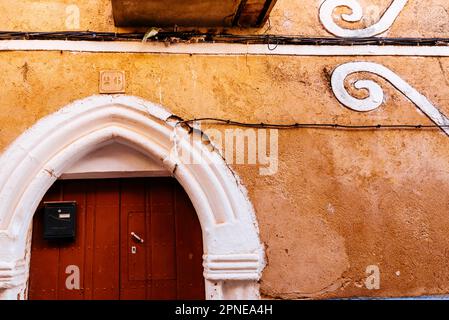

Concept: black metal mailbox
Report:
left=43, top=202, right=77, bottom=240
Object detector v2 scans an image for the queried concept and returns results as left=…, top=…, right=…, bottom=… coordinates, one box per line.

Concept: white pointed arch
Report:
left=0, top=95, right=265, bottom=300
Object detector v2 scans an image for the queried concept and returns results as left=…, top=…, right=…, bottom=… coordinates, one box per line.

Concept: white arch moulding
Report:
left=0, top=95, right=265, bottom=300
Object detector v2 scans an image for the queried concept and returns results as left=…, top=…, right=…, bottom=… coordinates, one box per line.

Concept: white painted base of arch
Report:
left=0, top=95, right=265, bottom=300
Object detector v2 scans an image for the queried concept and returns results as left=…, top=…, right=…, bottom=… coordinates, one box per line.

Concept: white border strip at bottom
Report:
left=0, top=40, right=449, bottom=56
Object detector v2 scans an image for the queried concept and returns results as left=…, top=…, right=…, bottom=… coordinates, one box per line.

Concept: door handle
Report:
left=131, top=232, right=144, bottom=243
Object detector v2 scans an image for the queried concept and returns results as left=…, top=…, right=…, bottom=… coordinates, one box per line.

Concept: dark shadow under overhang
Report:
left=111, top=0, right=278, bottom=28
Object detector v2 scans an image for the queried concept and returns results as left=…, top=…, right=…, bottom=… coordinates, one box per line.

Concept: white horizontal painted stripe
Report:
left=0, top=40, right=449, bottom=56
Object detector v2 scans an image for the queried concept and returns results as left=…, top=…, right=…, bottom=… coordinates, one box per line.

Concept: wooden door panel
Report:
left=90, top=180, right=120, bottom=300
left=148, top=179, right=176, bottom=299
left=149, top=178, right=177, bottom=286
left=175, top=185, right=205, bottom=300
left=83, top=183, right=95, bottom=300
left=29, top=180, right=121, bottom=300
left=29, top=178, right=205, bottom=300
left=152, top=280, right=177, bottom=300
left=29, top=182, right=62, bottom=300
left=58, top=180, right=87, bottom=300
left=119, top=179, right=147, bottom=300
left=128, top=211, right=147, bottom=281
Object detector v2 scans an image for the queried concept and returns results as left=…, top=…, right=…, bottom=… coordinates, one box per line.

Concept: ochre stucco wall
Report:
left=0, top=0, right=448, bottom=37
left=1, top=0, right=449, bottom=299
left=0, top=51, right=449, bottom=299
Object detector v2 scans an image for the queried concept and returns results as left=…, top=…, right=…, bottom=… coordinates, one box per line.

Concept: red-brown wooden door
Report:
left=28, top=178, right=205, bottom=300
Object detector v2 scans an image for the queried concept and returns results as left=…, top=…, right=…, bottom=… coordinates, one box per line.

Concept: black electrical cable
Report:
left=176, top=118, right=449, bottom=131
left=0, top=31, right=449, bottom=46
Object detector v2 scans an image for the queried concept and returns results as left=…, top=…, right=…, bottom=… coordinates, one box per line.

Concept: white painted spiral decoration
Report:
left=319, top=0, right=408, bottom=37
left=331, top=62, right=449, bottom=136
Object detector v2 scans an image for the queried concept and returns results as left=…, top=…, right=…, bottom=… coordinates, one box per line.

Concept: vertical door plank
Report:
left=120, top=179, right=147, bottom=300
left=58, top=180, right=86, bottom=300
left=28, top=181, right=62, bottom=300
left=149, top=178, right=177, bottom=300
left=91, top=180, right=120, bottom=300
left=83, top=181, right=96, bottom=300
left=175, top=182, right=205, bottom=300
